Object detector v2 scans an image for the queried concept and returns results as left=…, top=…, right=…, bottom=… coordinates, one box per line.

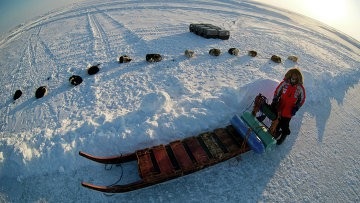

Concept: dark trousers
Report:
left=276, top=117, right=291, bottom=144
left=278, top=117, right=291, bottom=135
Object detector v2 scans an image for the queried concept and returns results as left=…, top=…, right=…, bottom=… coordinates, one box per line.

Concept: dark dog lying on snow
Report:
left=13, top=90, right=22, bottom=100
left=185, top=50, right=194, bottom=58
left=228, top=48, right=239, bottom=56
left=248, top=50, right=257, bottom=57
left=69, top=75, right=83, bottom=86
left=119, top=55, right=132, bottom=63
left=35, top=86, right=48, bottom=99
left=271, top=55, right=281, bottom=63
left=146, top=54, right=162, bottom=62
left=209, top=48, right=221, bottom=56
left=87, top=64, right=100, bottom=75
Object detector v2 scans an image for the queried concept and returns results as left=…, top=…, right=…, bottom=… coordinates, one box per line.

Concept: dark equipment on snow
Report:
left=189, top=23, right=230, bottom=40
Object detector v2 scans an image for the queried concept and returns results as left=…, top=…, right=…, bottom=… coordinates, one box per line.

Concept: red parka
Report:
left=274, top=79, right=306, bottom=118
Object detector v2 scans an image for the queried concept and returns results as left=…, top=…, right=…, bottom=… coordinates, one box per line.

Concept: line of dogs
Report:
left=12, top=51, right=298, bottom=101
left=188, top=48, right=298, bottom=64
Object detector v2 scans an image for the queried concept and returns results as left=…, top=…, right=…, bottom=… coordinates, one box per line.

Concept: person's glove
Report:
left=272, top=97, right=279, bottom=104
left=291, top=106, right=299, bottom=116
left=271, top=97, right=279, bottom=108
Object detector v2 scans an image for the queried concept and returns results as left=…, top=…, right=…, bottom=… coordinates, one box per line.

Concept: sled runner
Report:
left=79, top=94, right=278, bottom=193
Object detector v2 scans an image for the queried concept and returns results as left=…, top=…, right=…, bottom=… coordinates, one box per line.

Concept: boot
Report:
left=276, top=133, right=288, bottom=145
left=273, top=130, right=282, bottom=141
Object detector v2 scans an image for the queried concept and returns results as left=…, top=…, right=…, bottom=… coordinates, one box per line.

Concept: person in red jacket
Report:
left=271, top=68, right=306, bottom=145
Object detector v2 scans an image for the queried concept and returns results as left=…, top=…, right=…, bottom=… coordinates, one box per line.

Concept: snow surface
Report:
left=0, top=0, right=359, bottom=202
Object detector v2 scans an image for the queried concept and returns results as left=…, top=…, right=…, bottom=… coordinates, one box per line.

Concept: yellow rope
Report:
left=241, top=128, right=252, bottom=152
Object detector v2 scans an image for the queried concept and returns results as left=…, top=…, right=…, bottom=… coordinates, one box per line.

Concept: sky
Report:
left=0, top=0, right=359, bottom=42
left=0, top=0, right=359, bottom=202
left=253, top=0, right=360, bottom=41
left=0, top=0, right=86, bottom=33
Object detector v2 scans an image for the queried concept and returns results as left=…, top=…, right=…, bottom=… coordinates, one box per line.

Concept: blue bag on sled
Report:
left=241, top=111, right=276, bottom=151
left=230, top=115, right=265, bottom=153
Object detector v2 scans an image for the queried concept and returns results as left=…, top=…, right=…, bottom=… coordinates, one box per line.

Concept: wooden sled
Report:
left=79, top=93, right=279, bottom=193
left=79, top=125, right=250, bottom=193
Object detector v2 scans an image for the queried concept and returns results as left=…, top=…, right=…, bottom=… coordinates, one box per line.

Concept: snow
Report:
left=0, top=0, right=359, bottom=202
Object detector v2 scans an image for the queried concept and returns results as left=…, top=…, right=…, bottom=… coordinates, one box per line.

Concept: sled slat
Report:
left=214, top=128, right=239, bottom=153
left=210, top=131, right=229, bottom=153
left=184, top=137, right=209, bottom=164
left=152, top=145, right=175, bottom=175
left=136, top=149, right=158, bottom=178
left=199, top=133, right=225, bottom=159
left=170, top=140, right=194, bottom=171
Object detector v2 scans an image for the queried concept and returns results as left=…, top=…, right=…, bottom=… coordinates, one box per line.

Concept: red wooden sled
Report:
left=80, top=125, right=250, bottom=193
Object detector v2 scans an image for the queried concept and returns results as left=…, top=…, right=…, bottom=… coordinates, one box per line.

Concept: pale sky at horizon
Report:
left=253, top=0, right=360, bottom=42
left=0, top=0, right=359, bottom=42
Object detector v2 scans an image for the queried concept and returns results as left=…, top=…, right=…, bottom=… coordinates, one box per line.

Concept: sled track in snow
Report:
left=87, top=12, right=112, bottom=61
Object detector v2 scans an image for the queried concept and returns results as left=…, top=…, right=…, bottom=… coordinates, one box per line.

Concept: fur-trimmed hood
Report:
left=284, top=67, right=304, bottom=84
